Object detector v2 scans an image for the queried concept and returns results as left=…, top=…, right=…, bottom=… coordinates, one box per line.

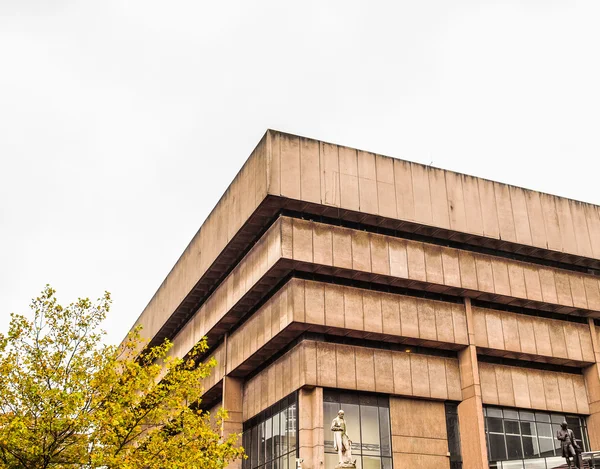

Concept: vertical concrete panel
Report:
left=570, top=276, right=589, bottom=309
left=472, top=307, right=489, bottom=348
left=548, top=321, right=568, bottom=358
left=585, top=204, right=600, bottom=258
left=459, top=250, right=479, bottom=290
left=441, top=248, right=461, bottom=287
left=523, top=265, right=543, bottom=302
left=351, top=230, right=371, bottom=272
left=376, top=154, right=397, bottom=218
left=374, top=349, right=394, bottom=393
left=370, top=233, right=391, bottom=275
left=445, top=171, right=468, bottom=232
left=410, top=354, right=431, bottom=397
left=486, top=310, right=505, bottom=350
left=406, top=242, right=427, bottom=281
left=495, top=367, right=516, bottom=407
left=363, top=290, right=383, bottom=334
left=355, top=347, right=376, bottom=391
left=491, top=259, right=511, bottom=296
left=539, top=269, right=559, bottom=304
left=382, top=294, right=402, bottom=336
left=573, top=376, right=590, bottom=414
left=268, top=130, right=281, bottom=196
left=332, top=226, right=353, bottom=269
left=540, top=194, right=563, bottom=252
left=555, top=271, right=574, bottom=307
left=320, top=141, right=340, bottom=206
left=434, top=301, right=455, bottom=344
left=446, top=359, right=463, bottom=400
left=542, top=374, right=563, bottom=411
left=557, top=375, right=578, bottom=413
left=429, top=167, right=451, bottom=229
left=292, top=219, right=313, bottom=263
left=532, top=319, right=553, bottom=357
left=335, top=344, right=357, bottom=390
left=428, top=357, right=449, bottom=399
left=305, top=281, right=325, bottom=326
left=394, top=159, right=415, bottom=221
left=584, top=277, right=600, bottom=311
left=511, top=368, right=532, bottom=408
left=281, top=217, right=294, bottom=259
left=411, top=163, right=433, bottom=225
left=516, top=315, right=537, bottom=355
left=464, top=176, right=486, bottom=236
left=479, top=364, right=500, bottom=405
left=324, top=283, right=344, bottom=327
left=338, top=146, right=360, bottom=211
left=555, top=197, right=578, bottom=255
left=417, top=299, right=437, bottom=341
left=527, top=370, right=547, bottom=410
left=475, top=256, right=494, bottom=293
left=299, top=137, right=321, bottom=204
left=563, top=324, right=583, bottom=361
left=571, top=200, right=593, bottom=257
left=579, top=327, right=595, bottom=362
left=303, top=341, right=317, bottom=386
left=389, top=238, right=409, bottom=279
left=452, top=304, right=469, bottom=345
left=392, top=352, right=413, bottom=395
left=501, top=313, right=521, bottom=352
left=507, top=263, right=527, bottom=299
left=424, top=244, right=444, bottom=285
left=400, top=296, right=420, bottom=337
left=509, top=186, right=533, bottom=246
left=280, top=134, right=301, bottom=199
left=357, top=150, right=378, bottom=214
left=313, top=223, right=333, bottom=266
left=344, top=287, right=364, bottom=331
left=494, top=183, right=517, bottom=243
left=525, top=191, right=548, bottom=249
left=316, top=342, right=337, bottom=387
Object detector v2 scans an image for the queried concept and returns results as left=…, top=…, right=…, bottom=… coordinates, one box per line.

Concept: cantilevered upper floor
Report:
left=127, top=129, right=600, bottom=349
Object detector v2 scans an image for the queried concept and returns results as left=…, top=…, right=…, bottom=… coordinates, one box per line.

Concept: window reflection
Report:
left=484, top=406, right=589, bottom=469
left=324, top=391, right=392, bottom=469
left=243, top=394, right=298, bottom=469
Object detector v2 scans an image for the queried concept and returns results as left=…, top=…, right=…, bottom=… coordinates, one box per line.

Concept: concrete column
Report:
left=584, top=319, right=600, bottom=450
left=457, top=297, right=489, bottom=469
left=298, top=386, right=324, bottom=469
left=222, top=375, right=244, bottom=469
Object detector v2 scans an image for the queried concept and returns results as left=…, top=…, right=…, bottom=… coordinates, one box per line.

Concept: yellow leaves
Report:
left=0, top=286, right=242, bottom=469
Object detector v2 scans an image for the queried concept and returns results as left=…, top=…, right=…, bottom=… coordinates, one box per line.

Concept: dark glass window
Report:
left=484, top=406, right=589, bottom=469
left=445, top=403, right=463, bottom=469
left=243, top=394, right=298, bottom=469
left=324, top=391, right=392, bottom=469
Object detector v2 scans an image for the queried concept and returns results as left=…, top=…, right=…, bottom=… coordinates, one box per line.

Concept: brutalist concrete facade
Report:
left=126, top=130, right=600, bottom=469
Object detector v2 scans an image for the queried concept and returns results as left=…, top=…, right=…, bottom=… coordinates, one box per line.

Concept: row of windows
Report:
left=242, top=395, right=298, bottom=469
left=323, top=391, right=393, bottom=469
left=484, top=406, right=589, bottom=469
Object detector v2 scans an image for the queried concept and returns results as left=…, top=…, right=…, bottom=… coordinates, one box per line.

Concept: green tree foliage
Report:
left=0, top=286, right=243, bottom=469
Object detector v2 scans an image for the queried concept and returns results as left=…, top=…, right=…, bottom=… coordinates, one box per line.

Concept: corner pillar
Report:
left=298, top=386, right=323, bottom=469
left=222, top=375, right=244, bottom=469
left=457, top=297, right=489, bottom=469
left=584, top=319, right=600, bottom=450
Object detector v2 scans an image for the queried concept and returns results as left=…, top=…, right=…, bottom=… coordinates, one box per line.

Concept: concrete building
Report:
left=126, top=130, right=600, bottom=469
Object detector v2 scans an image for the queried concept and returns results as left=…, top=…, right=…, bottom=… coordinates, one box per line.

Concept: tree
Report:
left=0, top=286, right=243, bottom=469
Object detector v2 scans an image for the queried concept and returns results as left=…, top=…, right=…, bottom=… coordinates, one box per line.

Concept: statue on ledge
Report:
left=557, top=420, right=581, bottom=469
left=331, top=410, right=356, bottom=468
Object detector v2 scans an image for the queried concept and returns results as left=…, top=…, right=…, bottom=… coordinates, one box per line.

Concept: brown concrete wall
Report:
left=478, top=362, right=589, bottom=413
left=298, top=387, right=324, bottom=469
left=131, top=135, right=269, bottom=343
left=472, top=306, right=595, bottom=363
left=284, top=218, right=600, bottom=312
left=241, top=340, right=461, bottom=420
left=200, top=342, right=227, bottom=392
left=268, top=130, right=600, bottom=262
left=389, top=398, right=450, bottom=469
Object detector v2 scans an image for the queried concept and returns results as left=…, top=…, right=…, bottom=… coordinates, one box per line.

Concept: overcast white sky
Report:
left=1, top=0, right=599, bottom=345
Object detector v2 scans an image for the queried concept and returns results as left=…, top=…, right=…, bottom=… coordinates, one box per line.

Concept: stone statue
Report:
left=331, top=410, right=356, bottom=468
left=556, top=420, right=581, bottom=469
